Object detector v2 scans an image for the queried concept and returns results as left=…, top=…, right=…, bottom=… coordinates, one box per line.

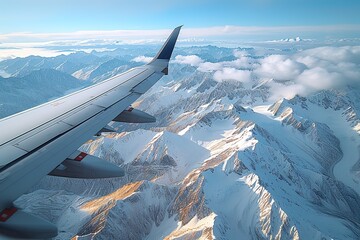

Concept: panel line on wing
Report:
left=0, top=68, right=154, bottom=147
left=0, top=91, right=137, bottom=172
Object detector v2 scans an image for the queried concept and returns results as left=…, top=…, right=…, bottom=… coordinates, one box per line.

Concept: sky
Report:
left=0, top=0, right=360, bottom=47
left=1, top=0, right=360, bottom=34
left=0, top=0, right=359, bottom=101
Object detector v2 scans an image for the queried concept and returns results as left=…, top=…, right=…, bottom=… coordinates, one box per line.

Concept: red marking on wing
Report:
left=0, top=207, right=17, bottom=222
left=75, top=152, right=88, bottom=161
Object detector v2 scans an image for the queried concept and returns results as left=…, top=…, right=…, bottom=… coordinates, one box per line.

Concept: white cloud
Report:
left=255, top=55, right=307, bottom=81
left=175, top=53, right=254, bottom=73
left=233, top=49, right=247, bottom=58
left=296, top=67, right=342, bottom=91
left=174, top=54, right=253, bottom=83
left=175, top=45, right=360, bottom=101
left=296, top=46, right=360, bottom=65
left=132, top=55, right=153, bottom=63
left=0, top=47, right=73, bottom=61
left=266, top=46, right=360, bottom=99
left=2, top=24, right=360, bottom=44
left=197, top=62, right=223, bottom=72
left=213, top=68, right=252, bottom=83
left=1, top=28, right=359, bottom=102
left=0, top=29, right=171, bottom=43
left=174, top=55, right=203, bottom=66
left=1, top=25, right=360, bottom=60
left=268, top=82, right=306, bottom=102
left=230, top=57, right=254, bottom=69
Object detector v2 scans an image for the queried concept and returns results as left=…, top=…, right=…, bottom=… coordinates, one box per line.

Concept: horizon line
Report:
left=1, top=24, right=360, bottom=43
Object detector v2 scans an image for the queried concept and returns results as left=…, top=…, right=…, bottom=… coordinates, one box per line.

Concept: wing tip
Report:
left=150, top=26, right=183, bottom=62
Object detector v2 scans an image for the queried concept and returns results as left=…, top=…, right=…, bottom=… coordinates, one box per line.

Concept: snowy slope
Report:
left=0, top=69, right=87, bottom=117
left=3, top=44, right=360, bottom=240
left=81, top=130, right=210, bottom=186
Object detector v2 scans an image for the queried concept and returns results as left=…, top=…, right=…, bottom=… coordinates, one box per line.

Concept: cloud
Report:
left=1, top=25, right=360, bottom=60
left=175, top=45, right=360, bottom=101
left=0, top=47, right=73, bottom=61
left=174, top=54, right=234, bottom=72
left=0, top=29, right=171, bottom=43
left=174, top=55, right=203, bottom=66
left=267, top=82, right=306, bottom=102
left=132, top=55, right=153, bottom=63
left=197, top=62, right=223, bottom=72
left=296, top=46, right=360, bottom=79
left=1, top=25, right=359, bottom=102
left=267, top=46, right=360, bottom=99
left=174, top=52, right=254, bottom=73
left=2, top=24, right=360, bottom=44
left=174, top=54, right=253, bottom=87
left=255, top=55, right=307, bottom=81
left=296, top=46, right=360, bottom=65
left=213, top=68, right=252, bottom=83
left=233, top=49, right=249, bottom=58
left=230, top=57, right=255, bottom=69
left=296, top=67, right=342, bottom=90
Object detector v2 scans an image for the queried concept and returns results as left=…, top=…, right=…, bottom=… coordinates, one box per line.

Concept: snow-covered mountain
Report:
left=269, top=37, right=306, bottom=43
left=0, top=69, right=87, bottom=118
left=1, top=43, right=360, bottom=239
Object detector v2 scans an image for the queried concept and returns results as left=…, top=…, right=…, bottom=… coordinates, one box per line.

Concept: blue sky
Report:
left=0, top=0, right=360, bottom=44
left=1, top=0, right=360, bottom=32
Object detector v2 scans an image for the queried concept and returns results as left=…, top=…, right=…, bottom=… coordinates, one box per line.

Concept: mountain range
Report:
left=1, top=43, right=359, bottom=239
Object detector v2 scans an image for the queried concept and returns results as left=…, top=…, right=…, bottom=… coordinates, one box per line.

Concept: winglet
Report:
left=150, top=26, right=182, bottom=63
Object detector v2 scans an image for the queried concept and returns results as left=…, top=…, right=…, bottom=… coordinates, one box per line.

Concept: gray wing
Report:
left=0, top=26, right=182, bottom=238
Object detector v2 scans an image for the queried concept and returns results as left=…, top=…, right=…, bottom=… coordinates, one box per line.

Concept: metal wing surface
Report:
left=0, top=26, right=182, bottom=238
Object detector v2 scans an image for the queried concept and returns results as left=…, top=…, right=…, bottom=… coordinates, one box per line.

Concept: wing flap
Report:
left=95, top=125, right=116, bottom=135
left=91, top=88, right=129, bottom=108
left=131, top=72, right=163, bottom=94
left=15, top=122, right=72, bottom=152
left=0, top=207, right=57, bottom=238
left=62, top=104, right=104, bottom=126
left=0, top=146, right=27, bottom=169
left=114, top=107, right=156, bottom=123
left=49, top=151, right=124, bottom=178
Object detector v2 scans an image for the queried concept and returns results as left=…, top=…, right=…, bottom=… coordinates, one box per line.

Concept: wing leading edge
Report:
left=0, top=26, right=182, bottom=238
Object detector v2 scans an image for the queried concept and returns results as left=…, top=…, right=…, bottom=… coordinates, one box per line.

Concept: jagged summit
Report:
left=3, top=44, right=360, bottom=239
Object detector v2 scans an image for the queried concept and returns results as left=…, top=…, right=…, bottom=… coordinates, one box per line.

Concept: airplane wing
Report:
left=0, top=26, right=182, bottom=238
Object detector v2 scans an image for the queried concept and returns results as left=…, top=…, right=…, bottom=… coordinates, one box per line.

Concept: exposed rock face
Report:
left=4, top=44, right=360, bottom=240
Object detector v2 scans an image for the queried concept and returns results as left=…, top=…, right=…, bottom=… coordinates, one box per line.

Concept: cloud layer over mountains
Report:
left=174, top=46, right=360, bottom=101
